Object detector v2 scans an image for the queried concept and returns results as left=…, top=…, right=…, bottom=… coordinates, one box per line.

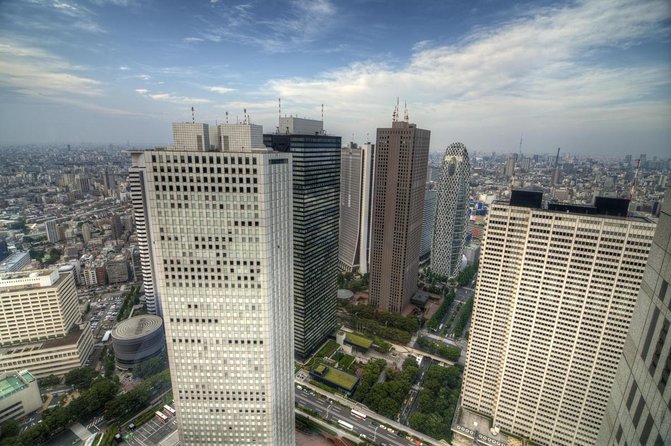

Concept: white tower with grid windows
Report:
left=131, top=122, right=295, bottom=445
left=458, top=191, right=656, bottom=446
left=430, top=142, right=471, bottom=277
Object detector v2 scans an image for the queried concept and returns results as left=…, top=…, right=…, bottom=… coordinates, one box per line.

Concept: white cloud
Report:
left=0, top=39, right=102, bottom=97
left=135, top=88, right=212, bottom=105
left=183, top=37, right=205, bottom=43
left=119, top=65, right=130, bottom=71
left=265, top=0, right=671, bottom=153
left=206, top=86, right=235, bottom=94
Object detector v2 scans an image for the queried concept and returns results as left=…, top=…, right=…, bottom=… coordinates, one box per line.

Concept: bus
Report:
left=155, top=411, right=168, bottom=423
left=350, top=409, right=367, bottom=420
left=163, top=405, right=176, bottom=416
left=338, top=420, right=354, bottom=431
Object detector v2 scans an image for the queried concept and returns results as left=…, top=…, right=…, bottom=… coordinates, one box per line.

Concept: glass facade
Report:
left=264, top=133, right=341, bottom=359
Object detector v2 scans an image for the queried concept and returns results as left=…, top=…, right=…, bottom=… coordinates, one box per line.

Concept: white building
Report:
left=458, top=191, right=656, bottom=446
left=0, top=269, right=93, bottom=378
left=0, top=370, right=41, bottom=423
left=420, top=186, right=436, bottom=259
left=172, top=122, right=210, bottom=152
left=431, top=142, right=471, bottom=277
left=132, top=122, right=295, bottom=445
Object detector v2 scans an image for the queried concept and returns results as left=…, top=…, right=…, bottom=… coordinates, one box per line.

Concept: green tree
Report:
left=1, top=419, right=20, bottom=439
left=64, top=367, right=99, bottom=389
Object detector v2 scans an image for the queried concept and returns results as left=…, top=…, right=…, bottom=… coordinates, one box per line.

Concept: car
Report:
left=128, top=423, right=136, bottom=430
left=359, top=434, right=367, bottom=439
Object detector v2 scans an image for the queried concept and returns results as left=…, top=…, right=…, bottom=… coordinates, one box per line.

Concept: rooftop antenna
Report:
left=243, top=108, right=247, bottom=125
left=403, top=101, right=409, bottom=122
left=225, top=111, right=229, bottom=124
left=191, top=106, right=195, bottom=124
left=392, top=97, right=399, bottom=122
left=321, top=103, right=324, bottom=122
left=278, top=98, right=281, bottom=122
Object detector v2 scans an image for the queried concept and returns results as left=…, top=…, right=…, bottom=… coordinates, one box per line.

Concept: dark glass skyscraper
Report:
left=264, top=117, right=341, bottom=359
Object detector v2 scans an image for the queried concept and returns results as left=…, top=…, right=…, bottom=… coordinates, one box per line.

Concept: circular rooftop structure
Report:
left=111, top=315, right=164, bottom=369
left=337, top=289, right=354, bottom=300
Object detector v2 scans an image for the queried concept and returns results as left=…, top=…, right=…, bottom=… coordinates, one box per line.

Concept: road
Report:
left=399, top=358, right=433, bottom=425
left=295, top=390, right=415, bottom=446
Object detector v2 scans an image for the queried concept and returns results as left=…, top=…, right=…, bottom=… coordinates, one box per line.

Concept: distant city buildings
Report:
left=264, top=117, right=341, bottom=359
left=0, top=268, right=94, bottom=378
left=431, top=143, right=471, bottom=278
left=369, top=118, right=430, bottom=313
left=458, top=191, right=656, bottom=445
left=132, top=122, right=295, bottom=445
left=598, top=183, right=671, bottom=445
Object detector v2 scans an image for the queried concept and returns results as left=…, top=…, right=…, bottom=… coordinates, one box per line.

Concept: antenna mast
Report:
left=321, top=104, right=324, bottom=122
left=403, top=101, right=408, bottom=122
left=243, top=108, right=247, bottom=125
left=278, top=98, right=281, bottom=122
left=191, top=106, right=195, bottom=124
left=392, top=97, right=399, bottom=122
left=225, top=111, right=229, bottom=124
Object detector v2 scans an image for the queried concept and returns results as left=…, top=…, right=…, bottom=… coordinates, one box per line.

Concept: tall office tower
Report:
left=129, top=161, right=159, bottom=315
left=0, top=268, right=94, bottom=377
left=420, top=186, right=436, bottom=259
left=81, top=223, right=91, bottom=244
left=358, top=143, right=375, bottom=275
left=339, top=143, right=363, bottom=272
left=457, top=191, right=656, bottom=446
left=132, top=123, right=295, bottom=445
left=598, top=184, right=671, bottom=445
left=172, top=122, right=210, bottom=151
left=624, top=154, right=632, bottom=166
left=369, top=119, right=430, bottom=313
left=45, top=219, right=59, bottom=243
left=264, top=117, right=341, bottom=359
left=431, top=142, right=471, bottom=278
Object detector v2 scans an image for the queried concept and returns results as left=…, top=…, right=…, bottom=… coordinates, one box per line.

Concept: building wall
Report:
left=0, top=270, right=79, bottom=346
left=598, top=185, right=671, bottom=445
left=172, top=123, right=210, bottom=152
left=358, top=143, right=375, bottom=275
left=0, top=327, right=94, bottom=378
left=369, top=121, right=430, bottom=313
left=462, top=202, right=655, bottom=445
left=0, top=371, right=41, bottom=423
left=139, top=146, right=295, bottom=445
left=431, top=143, right=471, bottom=278
left=420, top=187, right=436, bottom=259
left=339, top=145, right=362, bottom=271
left=264, top=130, right=341, bottom=360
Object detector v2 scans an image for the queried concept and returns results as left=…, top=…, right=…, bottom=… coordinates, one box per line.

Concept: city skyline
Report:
left=0, top=0, right=669, bottom=156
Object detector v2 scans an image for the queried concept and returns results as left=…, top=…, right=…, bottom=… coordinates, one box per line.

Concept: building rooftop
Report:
left=0, top=370, right=34, bottom=401
left=112, top=315, right=163, bottom=340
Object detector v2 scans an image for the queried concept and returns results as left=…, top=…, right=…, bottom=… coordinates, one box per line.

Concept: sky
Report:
left=0, top=0, right=670, bottom=156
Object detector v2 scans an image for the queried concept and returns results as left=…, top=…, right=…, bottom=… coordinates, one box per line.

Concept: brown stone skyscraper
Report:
left=369, top=120, right=430, bottom=313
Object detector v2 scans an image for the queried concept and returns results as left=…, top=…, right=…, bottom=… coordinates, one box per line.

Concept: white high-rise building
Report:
left=431, top=143, right=471, bottom=277
left=358, top=142, right=375, bottom=275
left=457, top=191, right=656, bottom=446
left=420, top=186, right=436, bottom=259
left=131, top=122, right=295, bottom=445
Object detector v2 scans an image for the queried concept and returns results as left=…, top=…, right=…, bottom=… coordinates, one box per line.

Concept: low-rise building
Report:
left=0, top=370, right=41, bottom=423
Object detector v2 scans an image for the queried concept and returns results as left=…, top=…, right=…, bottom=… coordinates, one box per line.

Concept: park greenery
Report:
left=117, top=286, right=138, bottom=321
left=104, top=369, right=171, bottom=420
left=104, top=348, right=116, bottom=378
left=64, top=367, right=99, bottom=389
left=408, top=364, right=462, bottom=442
left=457, top=262, right=478, bottom=287
left=37, top=374, right=61, bottom=387
left=337, top=271, right=369, bottom=292
left=354, top=357, right=420, bottom=419
left=416, top=337, right=461, bottom=362
left=342, top=303, right=420, bottom=344
left=453, top=298, right=474, bottom=337
left=427, top=289, right=456, bottom=331
left=2, top=377, right=120, bottom=446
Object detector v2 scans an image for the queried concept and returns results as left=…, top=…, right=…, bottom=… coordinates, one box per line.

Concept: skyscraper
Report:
left=339, top=143, right=363, bottom=272
left=369, top=119, right=430, bottom=313
left=457, top=191, right=655, bottom=445
left=598, top=184, right=671, bottom=445
left=431, top=142, right=471, bottom=278
left=264, top=117, right=341, bottom=359
left=45, top=220, right=59, bottom=243
left=132, top=123, right=295, bottom=445
left=358, top=142, right=375, bottom=275
left=129, top=160, right=158, bottom=314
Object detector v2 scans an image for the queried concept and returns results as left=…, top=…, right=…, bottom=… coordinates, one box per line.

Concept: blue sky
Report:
left=0, top=0, right=669, bottom=156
